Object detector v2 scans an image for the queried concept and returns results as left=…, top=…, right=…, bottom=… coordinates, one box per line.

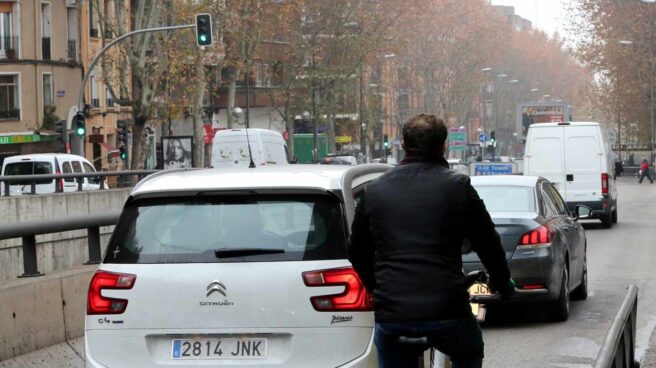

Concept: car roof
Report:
left=3, top=153, right=87, bottom=162
left=529, top=121, right=600, bottom=128
left=132, top=165, right=353, bottom=195
left=214, top=129, right=283, bottom=137
left=471, top=175, right=541, bottom=188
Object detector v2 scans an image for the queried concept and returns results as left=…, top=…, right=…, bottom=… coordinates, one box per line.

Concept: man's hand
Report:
left=490, top=278, right=515, bottom=300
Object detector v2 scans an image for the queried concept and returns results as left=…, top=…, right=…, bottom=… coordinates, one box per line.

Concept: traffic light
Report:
left=383, top=134, right=389, bottom=149
left=117, top=121, right=128, bottom=161
left=54, top=120, right=67, bottom=143
left=195, top=14, right=213, bottom=47
left=74, top=112, right=86, bottom=136
left=490, top=130, right=496, bottom=145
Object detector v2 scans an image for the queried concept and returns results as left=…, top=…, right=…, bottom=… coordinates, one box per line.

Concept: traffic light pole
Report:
left=75, top=24, right=196, bottom=156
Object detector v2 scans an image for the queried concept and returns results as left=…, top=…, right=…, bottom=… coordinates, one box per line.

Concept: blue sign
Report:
left=473, top=164, right=514, bottom=176
left=392, top=138, right=401, bottom=146
left=479, top=133, right=488, bottom=143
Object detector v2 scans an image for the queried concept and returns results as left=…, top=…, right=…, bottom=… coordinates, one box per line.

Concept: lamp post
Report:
left=481, top=67, right=492, bottom=146
left=232, top=107, right=244, bottom=125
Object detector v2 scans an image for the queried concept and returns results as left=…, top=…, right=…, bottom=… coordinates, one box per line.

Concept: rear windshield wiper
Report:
left=214, top=248, right=286, bottom=258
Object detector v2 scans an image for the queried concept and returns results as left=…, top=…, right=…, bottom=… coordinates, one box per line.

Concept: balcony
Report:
left=42, top=37, right=51, bottom=60
left=91, top=98, right=100, bottom=108
left=0, top=108, right=20, bottom=120
left=0, top=36, right=19, bottom=60
left=106, top=98, right=114, bottom=107
left=67, top=40, right=76, bottom=60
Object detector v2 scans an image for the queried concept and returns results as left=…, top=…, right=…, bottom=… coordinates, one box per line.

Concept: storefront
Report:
left=0, top=132, right=60, bottom=166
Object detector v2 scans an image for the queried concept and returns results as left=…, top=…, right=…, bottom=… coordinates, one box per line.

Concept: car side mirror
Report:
left=574, top=205, right=593, bottom=221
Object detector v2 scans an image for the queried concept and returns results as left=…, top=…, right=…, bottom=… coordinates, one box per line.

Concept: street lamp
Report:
left=232, top=107, right=244, bottom=125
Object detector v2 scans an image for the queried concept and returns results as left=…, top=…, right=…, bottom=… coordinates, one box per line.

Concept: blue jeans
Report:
left=374, top=315, right=484, bottom=368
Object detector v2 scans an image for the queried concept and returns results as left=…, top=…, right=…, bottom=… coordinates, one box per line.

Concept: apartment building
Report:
left=80, top=0, right=132, bottom=171
left=0, top=0, right=83, bottom=164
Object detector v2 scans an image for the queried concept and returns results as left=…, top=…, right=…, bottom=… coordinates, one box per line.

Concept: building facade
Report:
left=0, top=0, right=83, bottom=165
left=80, top=0, right=132, bottom=171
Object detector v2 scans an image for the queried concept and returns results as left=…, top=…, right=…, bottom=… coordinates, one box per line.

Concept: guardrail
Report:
left=0, top=212, right=121, bottom=278
left=594, top=285, right=639, bottom=368
left=0, top=170, right=158, bottom=196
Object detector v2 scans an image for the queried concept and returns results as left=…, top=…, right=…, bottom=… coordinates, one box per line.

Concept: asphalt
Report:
left=2, top=176, right=656, bottom=367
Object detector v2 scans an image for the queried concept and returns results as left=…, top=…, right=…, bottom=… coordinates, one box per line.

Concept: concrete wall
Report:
left=0, top=266, right=95, bottom=361
left=0, top=188, right=130, bottom=281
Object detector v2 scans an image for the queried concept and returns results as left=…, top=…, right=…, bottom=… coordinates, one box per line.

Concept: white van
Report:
left=1, top=153, right=105, bottom=196
left=524, top=122, right=618, bottom=228
left=211, top=129, right=292, bottom=168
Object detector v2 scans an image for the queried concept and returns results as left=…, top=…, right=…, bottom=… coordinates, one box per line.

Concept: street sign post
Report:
left=449, top=128, right=467, bottom=151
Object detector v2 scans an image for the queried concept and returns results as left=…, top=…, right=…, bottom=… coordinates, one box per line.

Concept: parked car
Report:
left=523, top=121, right=618, bottom=228
left=318, top=156, right=356, bottom=165
left=463, top=175, right=590, bottom=322
left=211, top=129, right=293, bottom=168
left=85, top=164, right=391, bottom=367
left=1, top=153, right=105, bottom=196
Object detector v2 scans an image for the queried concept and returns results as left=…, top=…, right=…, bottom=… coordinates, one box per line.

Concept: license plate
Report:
left=468, top=283, right=492, bottom=297
left=172, top=338, right=267, bottom=360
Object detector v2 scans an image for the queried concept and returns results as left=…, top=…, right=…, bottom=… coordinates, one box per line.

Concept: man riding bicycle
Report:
left=348, top=114, right=513, bottom=368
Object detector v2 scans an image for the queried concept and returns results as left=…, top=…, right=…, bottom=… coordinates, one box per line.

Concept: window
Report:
left=474, top=185, right=536, bottom=213
left=0, top=3, right=15, bottom=59
left=540, top=188, right=558, bottom=218
left=43, top=73, right=53, bottom=108
left=255, top=63, right=270, bottom=87
left=106, top=194, right=348, bottom=264
left=71, top=161, right=82, bottom=173
left=0, top=74, right=20, bottom=120
left=4, top=162, right=53, bottom=185
left=544, top=183, right=568, bottom=216
left=105, top=86, right=113, bottom=107
left=90, top=76, right=99, bottom=107
left=67, top=8, right=78, bottom=60
left=62, top=161, right=74, bottom=183
left=83, top=162, right=101, bottom=184
left=41, top=3, right=51, bottom=60
left=89, top=1, right=99, bottom=38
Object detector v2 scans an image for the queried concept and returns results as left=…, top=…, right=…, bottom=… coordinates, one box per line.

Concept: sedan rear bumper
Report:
left=463, top=245, right=562, bottom=304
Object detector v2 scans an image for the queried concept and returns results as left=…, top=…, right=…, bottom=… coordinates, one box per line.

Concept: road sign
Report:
left=479, top=133, right=488, bottom=143
left=336, top=135, right=352, bottom=143
left=471, top=163, right=515, bottom=176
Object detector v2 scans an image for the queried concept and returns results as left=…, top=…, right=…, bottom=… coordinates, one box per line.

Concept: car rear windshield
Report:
left=3, top=162, right=53, bottom=184
left=105, top=194, right=347, bottom=263
left=474, top=185, right=536, bottom=213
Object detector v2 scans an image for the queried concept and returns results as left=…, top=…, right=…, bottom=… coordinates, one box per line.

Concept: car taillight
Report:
left=601, top=173, right=609, bottom=195
left=302, top=267, right=373, bottom=311
left=518, top=225, right=553, bottom=247
left=87, top=271, right=136, bottom=315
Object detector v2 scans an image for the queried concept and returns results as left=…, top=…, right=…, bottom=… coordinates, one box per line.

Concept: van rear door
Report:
left=2, top=158, right=55, bottom=195
left=564, top=126, right=603, bottom=203
left=525, top=126, right=566, bottom=193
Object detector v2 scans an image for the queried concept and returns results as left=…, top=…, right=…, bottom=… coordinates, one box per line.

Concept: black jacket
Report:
left=347, top=156, right=510, bottom=322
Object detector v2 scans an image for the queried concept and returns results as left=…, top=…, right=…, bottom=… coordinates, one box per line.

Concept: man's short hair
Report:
left=402, top=114, right=448, bottom=157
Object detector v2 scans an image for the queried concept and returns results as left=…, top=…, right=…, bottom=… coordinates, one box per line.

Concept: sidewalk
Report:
left=0, top=337, right=83, bottom=368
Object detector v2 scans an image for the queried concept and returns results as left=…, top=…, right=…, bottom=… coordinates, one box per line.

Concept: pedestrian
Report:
left=639, top=158, right=653, bottom=184
left=348, top=114, right=513, bottom=368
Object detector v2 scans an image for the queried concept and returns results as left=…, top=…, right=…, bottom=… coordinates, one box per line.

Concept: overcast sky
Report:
left=490, top=0, right=571, bottom=38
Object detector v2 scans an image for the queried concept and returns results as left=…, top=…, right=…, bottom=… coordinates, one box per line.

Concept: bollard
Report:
left=19, top=235, right=43, bottom=277
left=3, top=180, right=8, bottom=196
left=77, top=177, right=83, bottom=191
left=85, top=226, right=102, bottom=264
left=30, top=180, right=36, bottom=194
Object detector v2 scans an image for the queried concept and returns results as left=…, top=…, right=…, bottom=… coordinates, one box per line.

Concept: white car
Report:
left=85, top=164, right=390, bottom=367
left=1, top=153, right=106, bottom=196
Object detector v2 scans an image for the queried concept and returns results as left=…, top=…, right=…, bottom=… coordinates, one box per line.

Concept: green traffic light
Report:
left=76, top=126, right=86, bottom=136
left=120, top=153, right=127, bottom=160
left=199, top=35, right=207, bottom=42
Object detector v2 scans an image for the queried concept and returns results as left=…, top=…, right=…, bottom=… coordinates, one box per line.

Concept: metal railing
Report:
left=42, top=37, right=51, bottom=60
left=0, top=36, right=18, bottom=59
left=0, top=212, right=120, bottom=277
left=594, top=285, right=639, bottom=368
left=0, top=170, right=158, bottom=197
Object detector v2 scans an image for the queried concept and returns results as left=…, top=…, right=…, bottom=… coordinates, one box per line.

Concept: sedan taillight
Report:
left=518, top=225, right=553, bottom=248
left=302, top=267, right=373, bottom=311
left=87, top=270, right=136, bottom=315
